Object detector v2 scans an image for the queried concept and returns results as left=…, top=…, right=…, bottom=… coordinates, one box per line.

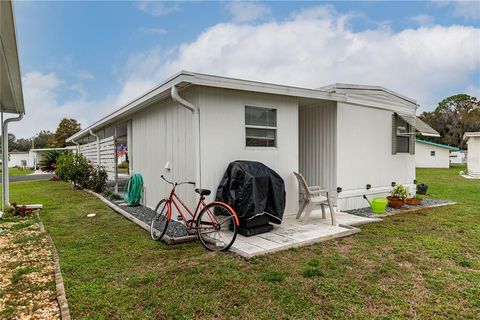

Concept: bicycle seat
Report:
left=195, top=188, right=211, bottom=196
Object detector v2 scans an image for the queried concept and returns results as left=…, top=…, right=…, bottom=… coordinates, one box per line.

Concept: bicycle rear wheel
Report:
left=196, top=203, right=238, bottom=251
left=150, top=199, right=170, bottom=241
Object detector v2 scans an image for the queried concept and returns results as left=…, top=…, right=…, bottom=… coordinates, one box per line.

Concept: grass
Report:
left=4, top=167, right=35, bottom=176
left=8, top=166, right=480, bottom=319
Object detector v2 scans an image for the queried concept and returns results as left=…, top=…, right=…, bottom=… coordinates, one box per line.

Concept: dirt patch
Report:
left=0, top=215, right=60, bottom=319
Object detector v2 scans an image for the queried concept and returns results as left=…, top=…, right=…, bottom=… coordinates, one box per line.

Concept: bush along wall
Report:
left=55, top=153, right=108, bottom=193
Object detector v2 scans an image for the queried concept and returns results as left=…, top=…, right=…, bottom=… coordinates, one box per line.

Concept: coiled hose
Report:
left=124, top=173, right=143, bottom=206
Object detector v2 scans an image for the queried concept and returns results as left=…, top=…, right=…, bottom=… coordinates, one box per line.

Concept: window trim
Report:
left=393, top=114, right=415, bottom=155
left=244, top=105, right=278, bottom=149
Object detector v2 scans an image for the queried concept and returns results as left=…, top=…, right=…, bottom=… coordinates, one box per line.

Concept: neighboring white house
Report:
left=450, top=150, right=467, bottom=165
left=66, top=71, right=439, bottom=213
left=463, top=132, right=480, bottom=178
left=8, top=151, right=29, bottom=167
left=415, top=139, right=459, bottom=168
left=28, top=146, right=77, bottom=169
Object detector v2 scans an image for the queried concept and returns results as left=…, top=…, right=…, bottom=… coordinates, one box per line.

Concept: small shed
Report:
left=463, top=132, right=480, bottom=178
left=415, top=139, right=459, bottom=168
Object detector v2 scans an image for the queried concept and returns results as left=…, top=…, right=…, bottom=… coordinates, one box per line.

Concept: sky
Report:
left=12, top=0, right=480, bottom=138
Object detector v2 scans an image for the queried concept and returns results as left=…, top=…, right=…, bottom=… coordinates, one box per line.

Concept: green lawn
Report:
left=9, top=167, right=480, bottom=319
left=4, top=167, right=35, bottom=176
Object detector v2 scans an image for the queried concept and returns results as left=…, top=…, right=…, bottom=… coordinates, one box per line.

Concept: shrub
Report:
left=88, top=166, right=108, bottom=193
left=118, top=161, right=129, bottom=169
left=56, top=153, right=89, bottom=187
left=103, top=188, right=122, bottom=201
left=390, top=184, right=408, bottom=200
left=55, top=153, right=109, bottom=192
left=39, top=151, right=65, bottom=172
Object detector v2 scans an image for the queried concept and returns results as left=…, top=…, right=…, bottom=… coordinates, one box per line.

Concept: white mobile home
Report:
left=463, top=132, right=480, bottom=178
left=28, top=146, right=77, bottom=169
left=67, top=71, right=439, bottom=213
left=415, top=139, right=459, bottom=168
left=8, top=151, right=29, bottom=167
left=450, top=150, right=467, bottom=165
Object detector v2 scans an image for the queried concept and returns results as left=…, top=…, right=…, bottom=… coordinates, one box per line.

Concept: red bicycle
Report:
left=150, top=175, right=239, bottom=251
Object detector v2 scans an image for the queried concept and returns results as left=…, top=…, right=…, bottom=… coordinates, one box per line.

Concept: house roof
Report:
left=30, top=146, right=77, bottom=152
left=0, top=1, right=24, bottom=114
left=317, top=83, right=417, bottom=105
left=463, top=132, right=480, bottom=141
left=67, top=71, right=420, bottom=142
left=415, top=139, right=459, bottom=151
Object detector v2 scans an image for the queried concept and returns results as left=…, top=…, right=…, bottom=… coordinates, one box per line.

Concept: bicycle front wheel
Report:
left=150, top=199, right=170, bottom=241
left=196, top=203, right=238, bottom=251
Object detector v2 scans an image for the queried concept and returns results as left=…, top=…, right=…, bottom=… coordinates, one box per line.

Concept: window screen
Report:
left=396, top=117, right=410, bottom=153
left=245, top=106, right=277, bottom=147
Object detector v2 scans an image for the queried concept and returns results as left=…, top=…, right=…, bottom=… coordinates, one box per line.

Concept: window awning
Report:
left=397, top=114, right=440, bottom=137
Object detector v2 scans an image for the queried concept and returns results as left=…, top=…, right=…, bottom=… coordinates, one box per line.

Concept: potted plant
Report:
left=406, top=195, right=423, bottom=206
left=387, top=184, right=408, bottom=208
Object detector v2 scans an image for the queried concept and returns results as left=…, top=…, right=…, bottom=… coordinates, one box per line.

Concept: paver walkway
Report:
left=230, top=209, right=381, bottom=259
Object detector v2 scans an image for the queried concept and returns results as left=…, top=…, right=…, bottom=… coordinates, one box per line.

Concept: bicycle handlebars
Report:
left=161, top=175, right=195, bottom=186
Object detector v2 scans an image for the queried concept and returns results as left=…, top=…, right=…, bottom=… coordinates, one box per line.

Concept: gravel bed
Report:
left=345, top=198, right=452, bottom=218
left=114, top=201, right=191, bottom=238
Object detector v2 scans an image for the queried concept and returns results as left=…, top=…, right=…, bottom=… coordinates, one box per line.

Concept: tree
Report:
left=418, top=94, right=480, bottom=149
left=34, top=130, right=56, bottom=149
left=53, top=118, right=81, bottom=147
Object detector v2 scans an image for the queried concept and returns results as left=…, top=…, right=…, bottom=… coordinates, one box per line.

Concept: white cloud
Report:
left=224, top=1, right=271, bottom=23
left=433, top=1, right=480, bottom=20
left=14, top=5, right=480, bottom=138
left=452, top=1, right=480, bottom=20
left=121, top=6, right=479, bottom=111
left=410, top=14, right=435, bottom=26
left=136, top=1, right=180, bottom=17
left=15, top=71, right=114, bottom=138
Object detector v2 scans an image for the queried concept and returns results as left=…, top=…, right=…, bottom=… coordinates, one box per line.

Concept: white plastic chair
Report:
left=294, top=172, right=336, bottom=225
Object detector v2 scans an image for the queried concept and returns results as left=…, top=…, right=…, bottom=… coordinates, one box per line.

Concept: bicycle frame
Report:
left=165, top=186, right=231, bottom=231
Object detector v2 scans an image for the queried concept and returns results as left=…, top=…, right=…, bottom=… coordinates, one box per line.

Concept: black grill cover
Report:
left=215, top=161, right=286, bottom=224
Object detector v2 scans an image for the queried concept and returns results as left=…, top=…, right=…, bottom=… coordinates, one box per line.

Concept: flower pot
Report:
left=387, top=196, right=405, bottom=208
left=406, top=198, right=423, bottom=206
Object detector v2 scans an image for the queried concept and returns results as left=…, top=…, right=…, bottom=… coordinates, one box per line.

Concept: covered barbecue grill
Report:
left=215, top=161, right=286, bottom=235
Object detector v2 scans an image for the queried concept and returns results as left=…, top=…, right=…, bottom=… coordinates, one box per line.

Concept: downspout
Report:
left=71, top=138, right=80, bottom=154
left=2, top=113, right=24, bottom=211
left=171, top=85, right=201, bottom=187
left=89, top=130, right=100, bottom=166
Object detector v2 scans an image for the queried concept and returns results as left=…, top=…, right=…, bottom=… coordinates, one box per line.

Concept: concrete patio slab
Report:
left=229, top=209, right=381, bottom=259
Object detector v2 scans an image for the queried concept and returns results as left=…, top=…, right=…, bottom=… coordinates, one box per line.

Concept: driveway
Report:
left=0, top=174, right=54, bottom=183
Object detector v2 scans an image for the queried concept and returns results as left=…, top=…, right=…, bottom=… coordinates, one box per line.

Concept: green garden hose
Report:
left=124, top=173, right=143, bottom=206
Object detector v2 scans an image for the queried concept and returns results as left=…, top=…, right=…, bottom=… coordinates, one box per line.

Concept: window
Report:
left=431, top=151, right=436, bottom=156
left=395, top=117, right=410, bottom=153
left=245, top=106, right=277, bottom=147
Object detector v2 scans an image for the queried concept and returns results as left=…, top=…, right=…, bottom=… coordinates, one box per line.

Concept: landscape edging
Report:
left=36, top=213, right=71, bottom=320
left=84, top=189, right=197, bottom=245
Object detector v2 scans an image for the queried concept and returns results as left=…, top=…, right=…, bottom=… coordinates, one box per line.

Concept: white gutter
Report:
left=171, top=85, right=202, bottom=187
left=89, top=130, right=100, bottom=166
left=71, top=138, right=80, bottom=154
left=2, top=113, right=24, bottom=212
